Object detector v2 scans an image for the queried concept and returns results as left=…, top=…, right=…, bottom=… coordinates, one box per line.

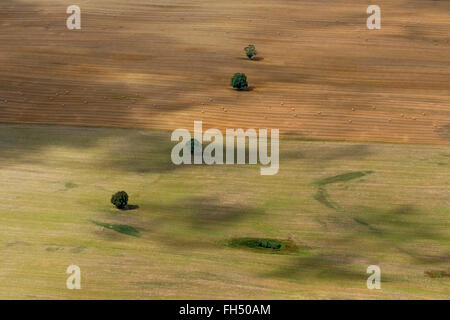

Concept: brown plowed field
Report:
left=1, top=0, right=449, bottom=144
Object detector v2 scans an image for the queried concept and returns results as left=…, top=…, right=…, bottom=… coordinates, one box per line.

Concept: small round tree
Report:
left=111, top=191, right=128, bottom=209
left=244, top=44, right=257, bottom=60
left=231, top=73, right=248, bottom=90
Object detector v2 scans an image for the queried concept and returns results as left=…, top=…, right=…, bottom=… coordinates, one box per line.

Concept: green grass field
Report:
left=0, top=124, right=448, bottom=299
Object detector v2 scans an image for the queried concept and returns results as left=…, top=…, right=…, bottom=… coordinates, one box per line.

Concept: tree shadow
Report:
left=231, top=86, right=255, bottom=92
left=237, top=57, right=264, bottom=61
left=121, top=204, right=140, bottom=211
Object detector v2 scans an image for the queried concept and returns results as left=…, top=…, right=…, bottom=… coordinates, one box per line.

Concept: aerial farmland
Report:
left=0, top=0, right=448, bottom=300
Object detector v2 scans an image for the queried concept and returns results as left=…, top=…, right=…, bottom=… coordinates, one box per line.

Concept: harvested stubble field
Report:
left=0, top=124, right=449, bottom=299
left=0, top=0, right=449, bottom=300
left=0, top=0, right=449, bottom=143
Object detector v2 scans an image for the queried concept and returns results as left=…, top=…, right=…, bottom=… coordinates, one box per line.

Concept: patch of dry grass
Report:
left=0, top=124, right=448, bottom=299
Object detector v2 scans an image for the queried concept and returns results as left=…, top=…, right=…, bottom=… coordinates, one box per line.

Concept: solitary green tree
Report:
left=231, top=73, right=248, bottom=90
left=111, top=191, right=128, bottom=209
left=244, top=44, right=257, bottom=60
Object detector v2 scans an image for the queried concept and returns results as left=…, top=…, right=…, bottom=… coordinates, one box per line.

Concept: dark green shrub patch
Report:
left=111, top=191, right=128, bottom=209
left=231, top=73, right=248, bottom=90
left=315, top=171, right=373, bottom=186
left=92, top=220, right=140, bottom=237
left=228, top=237, right=297, bottom=254
left=244, top=44, right=257, bottom=60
